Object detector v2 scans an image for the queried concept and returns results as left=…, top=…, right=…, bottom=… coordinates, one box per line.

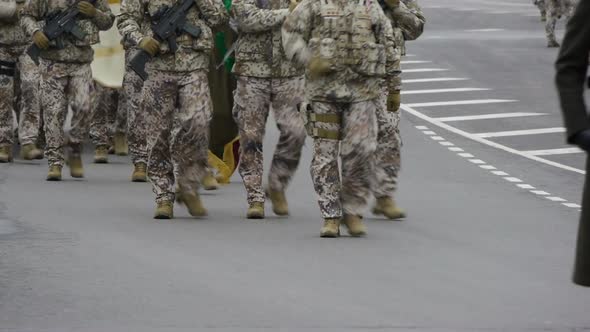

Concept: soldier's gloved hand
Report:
left=289, top=0, right=298, bottom=12
left=387, top=89, right=401, bottom=112
left=573, top=129, right=590, bottom=153
left=138, top=36, right=160, bottom=56
left=384, top=0, right=400, bottom=8
left=77, top=1, right=97, bottom=17
left=32, top=30, right=50, bottom=49
left=308, top=57, right=332, bottom=79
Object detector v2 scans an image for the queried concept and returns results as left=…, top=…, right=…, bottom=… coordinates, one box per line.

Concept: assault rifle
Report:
left=26, top=1, right=93, bottom=65
left=128, top=0, right=201, bottom=80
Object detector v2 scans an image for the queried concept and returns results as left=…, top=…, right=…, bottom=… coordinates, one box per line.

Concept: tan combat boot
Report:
left=176, top=191, right=208, bottom=217
left=68, top=152, right=84, bottom=178
left=0, top=145, right=12, bottom=163
left=266, top=189, right=289, bottom=216
left=247, top=202, right=265, bottom=219
left=131, top=162, right=147, bottom=182
left=320, top=218, right=340, bottom=238
left=202, top=171, right=219, bottom=190
left=46, top=165, right=62, bottom=181
left=373, top=196, right=406, bottom=220
left=154, top=200, right=174, bottom=219
left=342, top=214, right=367, bottom=237
left=114, top=132, right=128, bottom=156
left=94, top=145, right=109, bottom=164
left=20, top=143, right=42, bottom=160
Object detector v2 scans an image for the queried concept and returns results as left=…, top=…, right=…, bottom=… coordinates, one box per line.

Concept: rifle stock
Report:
left=26, top=44, right=42, bottom=65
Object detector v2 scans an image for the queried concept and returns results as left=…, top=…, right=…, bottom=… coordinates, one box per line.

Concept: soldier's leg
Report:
left=124, top=67, right=148, bottom=167
left=172, top=70, right=211, bottom=217
left=112, top=87, right=128, bottom=156
left=545, top=0, right=559, bottom=47
left=16, top=51, right=42, bottom=159
left=40, top=61, right=69, bottom=168
left=232, top=76, right=271, bottom=209
left=144, top=71, right=176, bottom=206
left=309, top=102, right=342, bottom=220
left=0, top=49, right=16, bottom=162
left=89, top=83, right=109, bottom=147
left=66, top=64, right=93, bottom=177
left=341, top=100, right=378, bottom=217
left=268, top=77, right=306, bottom=191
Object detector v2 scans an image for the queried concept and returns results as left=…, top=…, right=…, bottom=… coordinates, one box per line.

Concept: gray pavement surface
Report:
left=2, top=0, right=590, bottom=331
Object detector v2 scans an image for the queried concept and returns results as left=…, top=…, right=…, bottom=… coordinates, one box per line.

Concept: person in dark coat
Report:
left=555, top=0, right=590, bottom=287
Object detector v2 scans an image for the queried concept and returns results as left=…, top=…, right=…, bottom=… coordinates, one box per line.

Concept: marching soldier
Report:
left=89, top=81, right=120, bottom=163
left=118, top=0, right=228, bottom=218
left=371, top=0, right=424, bottom=220
left=117, top=4, right=148, bottom=182
left=0, top=0, right=43, bottom=163
left=231, top=0, right=306, bottom=219
left=282, top=0, right=398, bottom=237
left=21, top=0, right=114, bottom=179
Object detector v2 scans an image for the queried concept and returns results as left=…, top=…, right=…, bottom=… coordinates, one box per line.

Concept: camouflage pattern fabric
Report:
left=21, top=0, right=114, bottom=63
left=89, top=82, right=120, bottom=146
left=40, top=60, right=93, bottom=166
left=545, top=0, right=577, bottom=43
left=309, top=101, right=378, bottom=218
left=372, top=88, right=402, bottom=199
left=282, top=0, right=398, bottom=103
left=0, top=45, right=41, bottom=147
left=232, top=75, right=305, bottom=204
left=386, top=0, right=425, bottom=56
left=143, top=69, right=212, bottom=203
left=121, top=50, right=147, bottom=165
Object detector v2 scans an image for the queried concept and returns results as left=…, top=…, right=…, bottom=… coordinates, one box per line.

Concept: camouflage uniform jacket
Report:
left=386, top=0, right=424, bottom=55
left=282, top=0, right=399, bottom=103
left=231, top=0, right=303, bottom=78
left=117, top=0, right=228, bottom=72
left=0, top=0, right=27, bottom=46
left=20, top=0, right=114, bottom=63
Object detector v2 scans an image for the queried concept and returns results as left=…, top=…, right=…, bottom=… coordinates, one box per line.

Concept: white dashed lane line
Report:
left=401, top=88, right=491, bottom=95
left=406, top=99, right=517, bottom=108
left=413, top=125, right=581, bottom=211
left=404, top=77, right=469, bottom=84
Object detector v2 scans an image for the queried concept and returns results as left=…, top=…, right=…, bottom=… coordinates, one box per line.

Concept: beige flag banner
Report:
left=91, top=0, right=125, bottom=88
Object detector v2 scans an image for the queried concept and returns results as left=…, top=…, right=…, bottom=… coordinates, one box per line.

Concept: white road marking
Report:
left=415, top=125, right=429, bottom=130
left=563, top=203, right=582, bottom=208
left=492, top=171, right=509, bottom=176
left=547, top=197, right=567, bottom=202
left=402, top=88, right=491, bottom=95
left=423, top=131, right=437, bottom=135
left=524, top=147, right=584, bottom=156
left=469, top=159, right=486, bottom=164
left=402, top=103, right=585, bottom=174
left=440, top=141, right=455, bottom=146
left=531, top=190, right=550, bottom=196
left=404, top=68, right=450, bottom=73
left=504, top=177, right=523, bottom=183
left=404, top=77, right=469, bottom=83
left=431, top=136, right=445, bottom=141
left=435, top=112, right=544, bottom=122
left=474, top=127, right=565, bottom=138
left=480, top=165, right=497, bottom=170
left=407, top=99, right=518, bottom=108
left=449, top=147, right=464, bottom=152
left=517, top=184, right=535, bottom=189
left=401, top=60, right=432, bottom=65
left=465, top=28, right=506, bottom=32
left=458, top=153, right=475, bottom=158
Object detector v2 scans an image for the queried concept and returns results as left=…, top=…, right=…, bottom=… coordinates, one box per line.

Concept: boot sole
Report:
left=94, top=159, right=109, bottom=164
left=70, top=173, right=84, bottom=178
left=203, top=185, right=219, bottom=191
left=46, top=176, right=62, bottom=181
left=247, top=213, right=265, bottom=219
left=132, top=177, right=147, bottom=182
left=372, top=208, right=406, bottom=220
left=320, top=232, right=340, bottom=238
left=154, top=214, right=173, bottom=219
left=272, top=208, right=289, bottom=216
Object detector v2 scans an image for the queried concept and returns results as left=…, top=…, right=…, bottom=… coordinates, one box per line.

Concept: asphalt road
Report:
left=1, top=1, right=590, bottom=331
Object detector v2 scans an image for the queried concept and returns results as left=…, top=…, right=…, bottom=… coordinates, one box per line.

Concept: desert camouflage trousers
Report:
left=0, top=46, right=41, bottom=147
left=40, top=60, right=93, bottom=166
left=309, top=100, right=378, bottom=219
left=121, top=51, right=147, bottom=164
left=545, top=0, right=576, bottom=42
left=372, top=91, right=402, bottom=199
left=143, top=69, right=211, bottom=203
left=89, top=83, right=122, bottom=146
left=232, top=75, right=306, bottom=204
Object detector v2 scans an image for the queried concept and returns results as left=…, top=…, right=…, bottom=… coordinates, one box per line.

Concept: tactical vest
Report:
left=309, top=0, right=386, bottom=77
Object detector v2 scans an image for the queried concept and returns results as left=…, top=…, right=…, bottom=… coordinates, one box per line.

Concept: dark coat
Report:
left=555, top=0, right=590, bottom=287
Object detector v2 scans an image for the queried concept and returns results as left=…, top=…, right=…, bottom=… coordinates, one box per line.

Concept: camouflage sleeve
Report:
left=393, top=0, right=424, bottom=41
left=374, top=3, right=401, bottom=88
left=196, top=0, right=229, bottom=28
left=232, top=0, right=288, bottom=33
left=92, top=0, right=115, bottom=31
left=20, top=0, right=45, bottom=37
left=281, top=0, right=313, bottom=66
left=117, top=0, right=145, bottom=46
